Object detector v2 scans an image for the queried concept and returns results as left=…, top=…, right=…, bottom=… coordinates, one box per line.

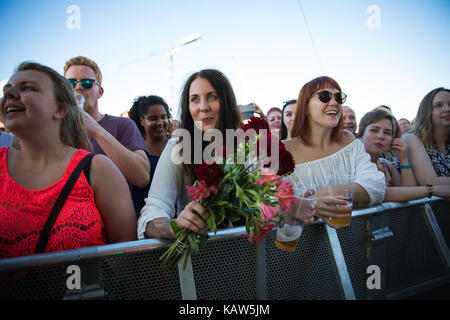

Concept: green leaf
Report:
left=207, top=214, right=217, bottom=234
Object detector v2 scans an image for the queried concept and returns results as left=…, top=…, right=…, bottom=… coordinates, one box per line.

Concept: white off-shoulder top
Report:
left=286, top=139, right=386, bottom=205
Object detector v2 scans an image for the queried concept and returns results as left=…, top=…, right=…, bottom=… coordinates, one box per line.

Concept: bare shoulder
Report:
left=339, top=130, right=356, bottom=146
left=90, top=154, right=124, bottom=184
left=403, top=133, right=421, bottom=145
left=283, top=137, right=304, bottom=153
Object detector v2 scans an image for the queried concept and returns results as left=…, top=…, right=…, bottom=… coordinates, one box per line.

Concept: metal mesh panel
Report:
left=101, top=248, right=181, bottom=300
left=191, top=236, right=257, bottom=299
left=265, top=224, right=342, bottom=300
left=431, top=201, right=450, bottom=248
left=0, top=264, right=68, bottom=299
left=336, top=217, right=370, bottom=300
left=385, top=206, right=446, bottom=294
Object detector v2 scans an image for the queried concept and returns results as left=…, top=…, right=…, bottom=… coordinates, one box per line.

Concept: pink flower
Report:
left=260, top=202, right=278, bottom=221
left=255, top=168, right=280, bottom=185
left=187, top=180, right=217, bottom=202
left=275, top=180, right=296, bottom=212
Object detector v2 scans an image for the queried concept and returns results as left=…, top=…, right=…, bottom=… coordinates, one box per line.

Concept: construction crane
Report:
left=121, top=34, right=201, bottom=115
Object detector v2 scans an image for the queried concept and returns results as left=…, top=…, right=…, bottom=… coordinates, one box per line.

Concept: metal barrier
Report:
left=0, top=197, right=448, bottom=300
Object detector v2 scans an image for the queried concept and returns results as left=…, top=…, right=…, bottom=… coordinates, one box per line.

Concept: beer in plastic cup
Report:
left=275, top=224, right=303, bottom=252
left=326, top=175, right=355, bottom=227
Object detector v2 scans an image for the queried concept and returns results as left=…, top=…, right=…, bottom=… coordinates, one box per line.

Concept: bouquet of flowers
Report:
left=160, top=117, right=296, bottom=270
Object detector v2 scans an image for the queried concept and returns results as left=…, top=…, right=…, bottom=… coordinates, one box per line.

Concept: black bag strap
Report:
left=34, top=153, right=95, bottom=254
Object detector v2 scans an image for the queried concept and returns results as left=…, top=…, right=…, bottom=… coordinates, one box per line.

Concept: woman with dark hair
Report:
left=0, top=62, right=136, bottom=258
left=128, top=95, right=171, bottom=216
left=280, top=99, right=296, bottom=140
left=138, top=69, right=242, bottom=240
left=284, top=76, right=385, bottom=229
left=405, top=88, right=450, bottom=185
left=359, top=109, right=450, bottom=201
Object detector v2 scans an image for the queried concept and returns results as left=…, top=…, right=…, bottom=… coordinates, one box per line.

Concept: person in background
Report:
left=359, top=109, right=450, bottom=201
left=0, top=62, right=136, bottom=259
left=404, top=87, right=450, bottom=185
left=342, top=106, right=357, bottom=135
left=128, top=95, right=171, bottom=217
left=0, top=122, right=14, bottom=147
left=266, top=107, right=282, bottom=137
left=284, top=76, right=385, bottom=229
left=63, top=56, right=150, bottom=188
left=280, top=99, right=296, bottom=140
left=398, top=118, right=412, bottom=134
left=138, top=69, right=242, bottom=240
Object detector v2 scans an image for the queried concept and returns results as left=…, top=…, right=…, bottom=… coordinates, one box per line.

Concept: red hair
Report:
left=291, top=76, right=344, bottom=146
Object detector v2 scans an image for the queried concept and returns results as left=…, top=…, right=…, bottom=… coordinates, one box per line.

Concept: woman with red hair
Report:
left=284, top=76, right=385, bottom=229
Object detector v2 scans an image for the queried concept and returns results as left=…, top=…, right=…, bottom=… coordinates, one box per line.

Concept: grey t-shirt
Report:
left=90, top=114, right=148, bottom=155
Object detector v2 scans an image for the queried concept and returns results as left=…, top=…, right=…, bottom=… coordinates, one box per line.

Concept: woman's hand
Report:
left=176, top=201, right=210, bottom=234
left=315, top=188, right=352, bottom=229
left=391, top=138, right=409, bottom=162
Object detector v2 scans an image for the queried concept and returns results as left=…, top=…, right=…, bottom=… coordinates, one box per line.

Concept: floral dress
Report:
left=425, top=144, right=450, bottom=177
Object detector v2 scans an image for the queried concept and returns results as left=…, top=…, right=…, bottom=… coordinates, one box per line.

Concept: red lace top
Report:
left=0, top=148, right=107, bottom=259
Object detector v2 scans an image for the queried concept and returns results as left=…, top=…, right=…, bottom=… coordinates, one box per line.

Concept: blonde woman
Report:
left=0, top=62, right=136, bottom=259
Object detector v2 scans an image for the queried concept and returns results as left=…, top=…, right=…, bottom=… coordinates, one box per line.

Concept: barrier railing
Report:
left=0, top=197, right=448, bottom=300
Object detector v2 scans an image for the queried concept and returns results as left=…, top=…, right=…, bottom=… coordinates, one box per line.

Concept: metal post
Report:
left=255, top=240, right=267, bottom=299
left=177, top=253, right=197, bottom=300
left=325, top=225, right=356, bottom=300
left=422, top=203, right=450, bottom=275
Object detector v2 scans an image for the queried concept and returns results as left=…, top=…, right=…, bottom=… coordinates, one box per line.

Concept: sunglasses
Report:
left=67, top=78, right=98, bottom=90
left=313, top=90, right=347, bottom=104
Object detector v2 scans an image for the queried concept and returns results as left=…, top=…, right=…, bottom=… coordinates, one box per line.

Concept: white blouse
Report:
left=137, top=138, right=190, bottom=239
left=286, top=139, right=386, bottom=205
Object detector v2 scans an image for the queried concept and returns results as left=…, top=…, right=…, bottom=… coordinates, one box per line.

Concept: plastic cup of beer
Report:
left=326, top=175, right=355, bottom=227
left=275, top=223, right=303, bottom=252
left=274, top=196, right=314, bottom=251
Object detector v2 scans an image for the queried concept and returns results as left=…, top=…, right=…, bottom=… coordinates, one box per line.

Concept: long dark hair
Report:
left=179, top=69, right=241, bottom=184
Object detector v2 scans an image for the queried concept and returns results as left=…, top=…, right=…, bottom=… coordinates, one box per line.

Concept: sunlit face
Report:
left=267, top=111, right=282, bottom=130
left=64, top=65, right=103, bottom=114
left=140, top=104, right=169, bottom=142
left=1, top=70, right=59, bottom=133
left=283, top=103, right=296, bottom=135
left=398, top=119, right=411, bottom=133
left=342, top=107, right=357, bottom=133
left=431, top=90, right=450, bottom=128
left=307, top=87, right=341, bottom=129
left=361, top=118, right=394, bottom=157
left=188, top=77, right=221, bottom=132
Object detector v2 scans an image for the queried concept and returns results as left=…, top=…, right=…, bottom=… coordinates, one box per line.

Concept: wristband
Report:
left=426, top=185, right=433, bottom=198
left=398, top=164, right=412, bottom=169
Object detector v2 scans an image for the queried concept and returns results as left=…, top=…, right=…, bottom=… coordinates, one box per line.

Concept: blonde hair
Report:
left=17, top=62, right=92, bottom=151
left=63, top=56, right=103, bottom=85
left=415, top=87, right=450, bottom=148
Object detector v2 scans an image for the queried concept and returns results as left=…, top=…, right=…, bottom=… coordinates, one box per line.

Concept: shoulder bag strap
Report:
left=34, top=153, right=95, bottom=254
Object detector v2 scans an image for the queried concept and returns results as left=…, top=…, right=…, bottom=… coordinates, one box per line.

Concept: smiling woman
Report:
left=137, top=69, right=242, bottom=240
left=283, top=76, right=386, bottom=229
left=0, top=62, right=137, bottom=259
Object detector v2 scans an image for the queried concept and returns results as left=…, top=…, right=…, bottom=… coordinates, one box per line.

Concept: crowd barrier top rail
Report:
left=0, top=196, right=445, bottom=272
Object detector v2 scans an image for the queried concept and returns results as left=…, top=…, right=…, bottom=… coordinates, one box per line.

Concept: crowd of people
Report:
left=0, top=56, right=449, bottom=259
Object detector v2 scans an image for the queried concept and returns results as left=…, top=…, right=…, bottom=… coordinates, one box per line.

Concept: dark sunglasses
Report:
left=313, top=90, right=347, bottom=104
left=67, top=78, right=97, bottom=90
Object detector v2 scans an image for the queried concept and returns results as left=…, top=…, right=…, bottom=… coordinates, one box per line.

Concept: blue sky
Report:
left=1, top=0, right=449, bottom=123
